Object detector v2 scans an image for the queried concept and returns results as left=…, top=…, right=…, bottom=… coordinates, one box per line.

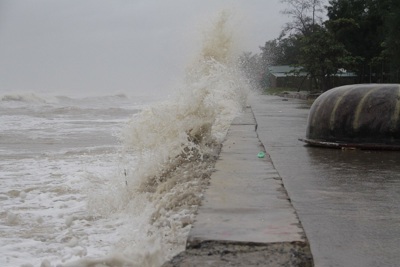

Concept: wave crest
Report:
left=1, top=93, right=47, bottom=103
left=122, top=10, right=249, bottom=253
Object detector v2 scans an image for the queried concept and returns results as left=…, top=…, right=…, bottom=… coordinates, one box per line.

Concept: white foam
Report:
left=78, top=10, right=252, bottom=266
left=0, top=10, right=255, bottom=267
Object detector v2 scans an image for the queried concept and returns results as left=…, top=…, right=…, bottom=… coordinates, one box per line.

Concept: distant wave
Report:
left=1, top=92, right=153, bottom=110
left=1, top=93, right=47, bottom=103
left=54, top=94, right=130, bottom=104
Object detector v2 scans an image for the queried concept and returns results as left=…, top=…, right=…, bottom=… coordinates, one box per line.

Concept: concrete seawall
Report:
left=163, top=107, right=313, bottom=267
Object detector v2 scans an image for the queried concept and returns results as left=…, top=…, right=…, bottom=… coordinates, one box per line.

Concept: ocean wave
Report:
left=80, top=10, right=252, bottom=267
left=1, top=93, right=47, bottom=103
left=56, top=93, right=128, bottom=103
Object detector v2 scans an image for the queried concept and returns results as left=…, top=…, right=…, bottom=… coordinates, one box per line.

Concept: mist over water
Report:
left=0, top=11, right=253, bottom=267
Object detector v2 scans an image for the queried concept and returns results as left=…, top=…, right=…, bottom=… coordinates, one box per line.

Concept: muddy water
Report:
left=251, top=95, right=400, bottom=267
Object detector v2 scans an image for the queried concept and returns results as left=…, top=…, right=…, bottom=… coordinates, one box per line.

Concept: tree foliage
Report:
left=299, top=24, right=359, bottom=90
left=260, top=33, right=301, bottom=66
left=326, top=0, right=400, bottom=82
left=380, top=0, right=400, bottom=80
left=239, top=0, right=400, bottom=91
left=253, top=0, right=400, bottom=91
left=326, top=0, right=381, bottom=82
left=260, top=0, right=353, bottom=91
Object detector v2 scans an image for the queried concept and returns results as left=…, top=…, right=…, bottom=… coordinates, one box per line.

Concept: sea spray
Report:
left=79, top=11, right=252, bottom=266
left=121, top=10, right=249, bottom=222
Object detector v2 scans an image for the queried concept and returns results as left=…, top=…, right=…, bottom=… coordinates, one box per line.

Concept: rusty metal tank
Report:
left=302, top=84, right=400, bottom=150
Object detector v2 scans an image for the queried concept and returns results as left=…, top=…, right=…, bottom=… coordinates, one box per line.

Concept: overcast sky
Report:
left=0, top=0, right=294, bottom=97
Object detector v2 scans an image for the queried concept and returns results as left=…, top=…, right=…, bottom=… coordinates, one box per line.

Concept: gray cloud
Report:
left=0, top=0, right=288, bottom=97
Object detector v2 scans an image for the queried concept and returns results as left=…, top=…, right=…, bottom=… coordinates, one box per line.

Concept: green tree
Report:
left=326, top=0, right=399, bottom=82
left=299, top=24, right=358, bottom=90
left=383, top=0, right=400, bottom=81
left=276, top=0, right=356, bottom=91
left=259, top=0, right=324, bottom=67
left=259, top=34, right=301, bottom=66
left=258, top=0, right=325, bottom=90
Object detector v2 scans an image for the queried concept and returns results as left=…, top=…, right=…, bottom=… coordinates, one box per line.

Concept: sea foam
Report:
left=67, top=11, right=252, bottom=267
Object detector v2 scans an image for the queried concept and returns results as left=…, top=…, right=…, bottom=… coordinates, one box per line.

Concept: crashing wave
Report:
left=78, top=10, right=252, bottom=267
left=1, top=93, right=47, bottom=103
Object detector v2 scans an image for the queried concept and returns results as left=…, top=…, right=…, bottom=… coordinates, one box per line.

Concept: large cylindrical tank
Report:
left=303, top=84, right=400, bottom=149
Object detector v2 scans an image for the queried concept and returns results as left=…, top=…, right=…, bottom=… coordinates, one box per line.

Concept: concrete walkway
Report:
left=163, top=107, right=313, bottom=266
left=251, top=94, right=400, bottom=267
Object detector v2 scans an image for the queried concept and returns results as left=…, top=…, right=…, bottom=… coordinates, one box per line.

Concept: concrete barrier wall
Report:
left=163, top=107, right=313, bottom=267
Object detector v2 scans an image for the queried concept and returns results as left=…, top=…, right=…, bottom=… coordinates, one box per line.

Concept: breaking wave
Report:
left=1, top=93, right=47, bottom=103
left=67, top=11, right=253, bottom=267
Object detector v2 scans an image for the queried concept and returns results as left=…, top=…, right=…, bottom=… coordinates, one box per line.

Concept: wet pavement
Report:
left=251, top=94, right=400, bottom=267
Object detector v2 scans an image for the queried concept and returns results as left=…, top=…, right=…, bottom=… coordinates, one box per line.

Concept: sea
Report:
left=0, top=13, right=254, bottom=267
